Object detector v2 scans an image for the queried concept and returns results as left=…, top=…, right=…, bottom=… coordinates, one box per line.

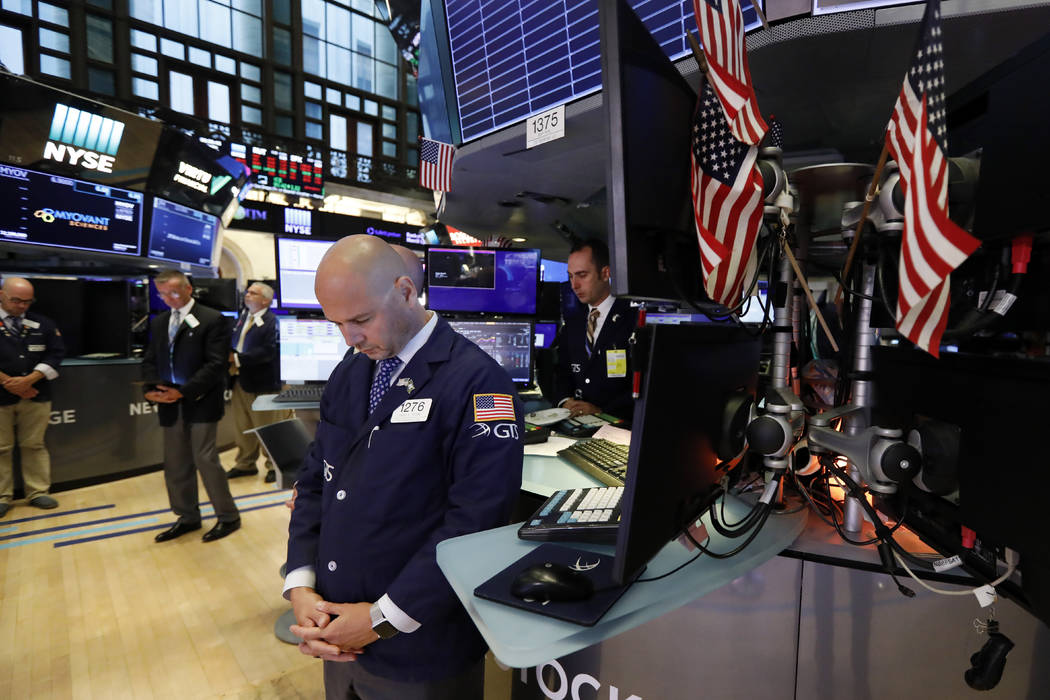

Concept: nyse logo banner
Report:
left=42, top=104, right=125, bottom=173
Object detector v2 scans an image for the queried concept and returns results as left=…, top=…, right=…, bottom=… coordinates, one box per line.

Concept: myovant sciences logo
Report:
left=42, top=103, right=125, bottom=174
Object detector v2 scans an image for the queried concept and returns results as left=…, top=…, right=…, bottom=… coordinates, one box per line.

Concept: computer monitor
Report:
left=279, top=317, right=351, bottom=383
left=612, top=323, right=761, bottom=584
left=147, top=196, right=220, bottom=267
left=448, top=320, right=533, bottom=387
left=533, top=322, right=557, bottom=349
left=426, top=247, right=540, bottom=315
left=275, top=237, right=335, bottom=310
left=872, top=346, right=1050, bottom=626
left=601, top=0, right=705, bottom=304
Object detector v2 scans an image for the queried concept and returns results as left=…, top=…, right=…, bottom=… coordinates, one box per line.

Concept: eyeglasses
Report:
left=5, top=296, right=34, bottom=305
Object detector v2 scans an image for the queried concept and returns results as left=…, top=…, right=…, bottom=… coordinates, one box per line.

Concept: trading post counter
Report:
left=29, top=359, right=237, bottom=490
left=442, top=454, right=1050, bottom=699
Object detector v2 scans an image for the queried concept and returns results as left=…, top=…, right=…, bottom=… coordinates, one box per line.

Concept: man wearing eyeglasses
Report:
left=0, top=277, right=65, bottom=518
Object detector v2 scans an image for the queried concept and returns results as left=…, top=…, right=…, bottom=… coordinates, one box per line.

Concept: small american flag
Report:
left=691, top=82, right=764, bottom=307
left=473, top=393, right=516, bottom=422
left=419, top=137, right=454, bottom=192
left=885, top=0, right=979, bottom=356
left=693, top=0, right=768, bottom=146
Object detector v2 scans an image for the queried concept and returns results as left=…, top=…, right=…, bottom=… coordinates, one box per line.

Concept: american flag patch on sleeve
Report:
left=473, top=393, right=516, bottom=422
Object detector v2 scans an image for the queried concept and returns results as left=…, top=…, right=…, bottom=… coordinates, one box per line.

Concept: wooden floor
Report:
left=0, top=450, right=512, bottom=699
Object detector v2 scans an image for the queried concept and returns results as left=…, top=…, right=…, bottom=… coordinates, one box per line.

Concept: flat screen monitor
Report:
left=613, top=323, right=760, bottom=584
left=279, top=317, right=350, bottom=383
left=276, top=237, right=336, bottom=310
left=426, top=247, right=539, bottom=315
left=448, top=320, right=533, bottom=387
left=533, top=322, right=557, bottom=349
left=0, top=163, right=143, bottom=256
left=601, top=0, right=704, bottom=304
left=147, top=196, right=219, bottom=267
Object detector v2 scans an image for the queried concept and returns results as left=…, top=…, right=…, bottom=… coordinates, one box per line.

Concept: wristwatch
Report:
left=369, top=602, right=399, bottom=639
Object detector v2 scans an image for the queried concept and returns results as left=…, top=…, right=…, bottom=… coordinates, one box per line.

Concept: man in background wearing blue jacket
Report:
left=284, top=235, right=523, bottom=699
left=0, top=276, right=65, bottom=517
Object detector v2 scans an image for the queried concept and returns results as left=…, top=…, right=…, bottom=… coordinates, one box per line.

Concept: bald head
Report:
left=0, top=277, right=35, bottom=316
left=315, top=235, right=429, bottom=360
left=391, top=244, right=424, bottom=293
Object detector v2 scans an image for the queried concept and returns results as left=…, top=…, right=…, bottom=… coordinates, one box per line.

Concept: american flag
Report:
left=885, top=0, right=979, bottom=356
left=419, top=137, right=454, bottom=192
left=691, top=82, right=765, bottom=307
left=473, top=393, right=516, bottom=422
left=693, top=0, right=768, bottom=145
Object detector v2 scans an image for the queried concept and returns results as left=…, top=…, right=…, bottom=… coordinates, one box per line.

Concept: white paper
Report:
left=523, top=435, right=578, bottom=457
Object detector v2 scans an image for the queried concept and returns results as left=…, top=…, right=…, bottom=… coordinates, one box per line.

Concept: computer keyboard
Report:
left=518, top=486, right=624, bottom=544
left=273, top=385, right=326, bottom=403
left=557, top=438, right=630, bottom=487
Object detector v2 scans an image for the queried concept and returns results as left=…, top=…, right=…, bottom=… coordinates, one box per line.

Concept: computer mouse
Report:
left=510, top=562, right=595, bottom=602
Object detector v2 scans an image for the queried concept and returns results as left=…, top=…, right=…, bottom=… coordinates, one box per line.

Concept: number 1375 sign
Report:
left=526, top=105, right=565, bottom=149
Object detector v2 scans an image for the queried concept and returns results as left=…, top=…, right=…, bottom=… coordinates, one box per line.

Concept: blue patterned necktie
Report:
left=168, top=309, right=181, bottom=345
left=368, top=357, right=402, bottom=414
left=8, top=316, right=22, bottom=334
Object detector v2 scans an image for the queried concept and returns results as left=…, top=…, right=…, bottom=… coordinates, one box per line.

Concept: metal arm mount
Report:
left=807, top=406, right=922, bottom=494
left=746, top=385, right=805, bottom=471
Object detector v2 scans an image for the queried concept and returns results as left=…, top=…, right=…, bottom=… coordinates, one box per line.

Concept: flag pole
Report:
left=752, top=1, right=771, bottom=32
left=782, top=239, right=840, bottom=353
left=834, top=143, right=890, bottom=306
left=686, top=29, right=708, bottom=75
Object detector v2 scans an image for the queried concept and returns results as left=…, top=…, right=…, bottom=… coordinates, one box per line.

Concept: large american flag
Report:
left=419, top=137, right=454, bottom=192
left=691, top=82, right=764, bottom=306
left=885, top=0, right=979, bottom=356
left=693, top=0, right=767, bottom=146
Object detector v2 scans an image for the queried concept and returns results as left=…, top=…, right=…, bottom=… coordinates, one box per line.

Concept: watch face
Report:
left=373, top=619, right=398, bottom=639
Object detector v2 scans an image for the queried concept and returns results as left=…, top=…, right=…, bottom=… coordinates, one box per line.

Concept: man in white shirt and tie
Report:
left=553, top=238, right=638, bottom=420
left=226, top=282, right=291, bottom=483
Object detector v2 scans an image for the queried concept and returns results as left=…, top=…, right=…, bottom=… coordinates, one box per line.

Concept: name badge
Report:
left=606, top=349, right=627, bottom=378
left=391, top=398, right=432, bottom=423
left=184, top=314, right=200, bottom=328
left=28, top=344, right=46, bottom=352
left=254, top=315, right=264, bottom=327
left=22, top=319, right=40, bottom=329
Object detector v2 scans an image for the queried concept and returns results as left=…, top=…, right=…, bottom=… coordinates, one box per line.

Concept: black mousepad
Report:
left=473, top=543, right=637, bottom=626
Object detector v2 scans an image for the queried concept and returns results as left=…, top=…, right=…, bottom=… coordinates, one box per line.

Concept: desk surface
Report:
left=436, top=495, right=807, bottom=668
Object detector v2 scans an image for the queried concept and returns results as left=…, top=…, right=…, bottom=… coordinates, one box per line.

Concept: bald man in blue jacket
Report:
left=284, top=235, right=523, bottom=699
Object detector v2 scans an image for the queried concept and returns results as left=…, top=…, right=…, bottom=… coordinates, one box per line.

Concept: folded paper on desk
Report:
left=473, top=542, right=640, bottom=626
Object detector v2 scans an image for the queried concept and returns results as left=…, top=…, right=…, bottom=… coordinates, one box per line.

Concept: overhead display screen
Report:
left=147, top=196, right=219, bottom=267
left=445, top=0, right=762, bottom=142
left=229, top=143, right=324, bottom=199
left=427, top=247, right=540, bottom=314
left=0, top=73, right=163, bottom=189
left=0, top=163, right=143, bottom=255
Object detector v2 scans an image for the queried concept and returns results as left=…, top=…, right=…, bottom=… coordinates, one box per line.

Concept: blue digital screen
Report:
left=0, top=163, right=143, bottom=256
left=147, top=196, right=218, bottom=266
left=540, top=258, right=568, bottom=282
left=427, top=247, right=540, bottom=315
left=445, top=0, right=762, bottom=142
left=534, top=322, right=558, bottom=348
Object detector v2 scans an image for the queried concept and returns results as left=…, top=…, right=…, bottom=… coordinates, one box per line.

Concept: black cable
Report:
left=634, top=536, right=710, bottom=583
left=684, top=504, right=773, bottom=559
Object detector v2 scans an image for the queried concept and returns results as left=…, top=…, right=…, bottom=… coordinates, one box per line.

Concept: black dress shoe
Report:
left=154, top=521, right=202, bottom=542
left=226, top=466, right=259, bottom=479
left=202, top=519, right=241, bottom=542
left=264, top=470, right=276, bottom=483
